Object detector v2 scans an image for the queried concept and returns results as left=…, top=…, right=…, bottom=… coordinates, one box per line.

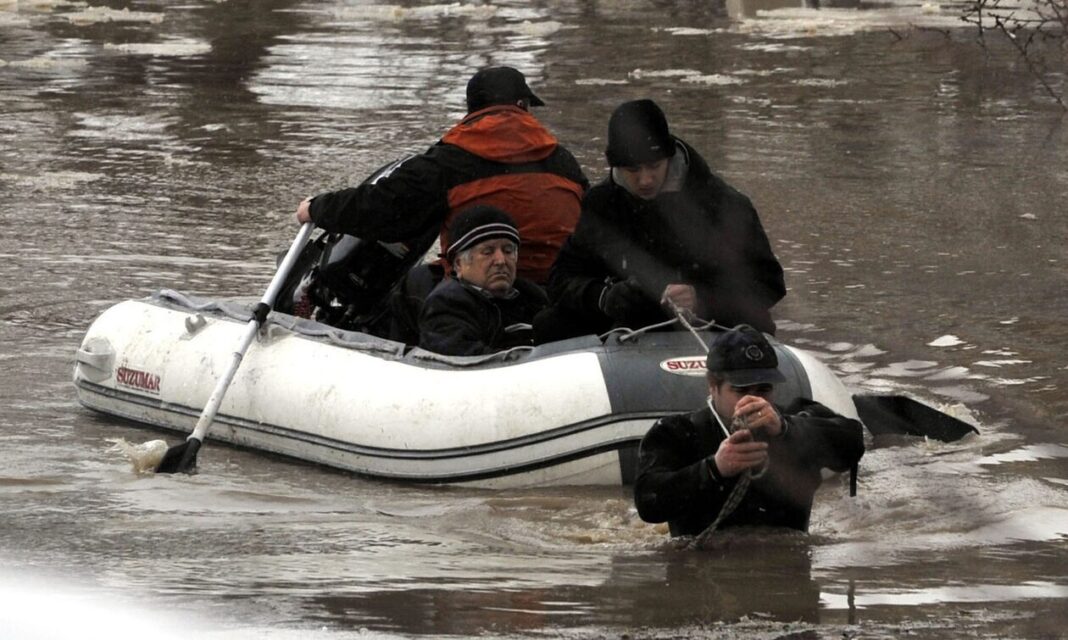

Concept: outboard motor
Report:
left=275, top=225, right=438, bottom=334
left=273, top=157, right=443, bottom=335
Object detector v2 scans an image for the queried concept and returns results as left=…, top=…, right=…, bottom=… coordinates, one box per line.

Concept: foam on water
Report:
left=662, top=27, right=718, bottom=36
left=977, top=443, right=1068, bottom=466
left=821, top=580, right=1068, bottom=609
left=3, top=54, right=89, bottom=69
left=512, top=19, right=566, bottom=36
left=929, top=334, right=965, bottom=347
left=574, top=78, right=630, bottom=86
left=104, top=39, right=212, bottom=57
left=107, top=438, right=168, bottom=474
left=682, top=74, right=747, bottom=86
left=327, top=2, right=498, bottom=22
left=62, top=6, right=165, bottom=25
left=629, top=68, right=705, bottom=79
left=2, top=170, right=103, bottom=191
left=730, top=5, right=969, bottom=37
left=71, top=111, right=176, bottom=143
left=610, top=67, right=752, bottom=87
left=0, top=14, right=28, bottom=27
left=812, top=434, right=1068, bottom=569
left=0, top=0, right=64, bottom=8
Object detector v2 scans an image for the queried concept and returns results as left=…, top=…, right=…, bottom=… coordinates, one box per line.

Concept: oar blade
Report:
left=853, top=394, right=979, bottom=443
left=155, top=437, right=202, bottom=474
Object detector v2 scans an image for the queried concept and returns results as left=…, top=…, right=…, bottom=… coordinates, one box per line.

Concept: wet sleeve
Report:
left=694, top=191, right=786, bottom=333
left=633, top=416, right=734, bottom=524
left=546, top=230, right=610, bottom=314
left=307, top=151, right=447, bottom=241
left=738, top=197, right=786, bottom=308
left=780, top=399, right=865, bottom=473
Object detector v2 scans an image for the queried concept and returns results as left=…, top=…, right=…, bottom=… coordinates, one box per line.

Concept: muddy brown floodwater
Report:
left=1, top=1, right=1065, bottom=638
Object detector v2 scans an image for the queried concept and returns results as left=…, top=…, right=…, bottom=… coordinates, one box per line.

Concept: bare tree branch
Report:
left=961, top=0, right=1067, bottom=110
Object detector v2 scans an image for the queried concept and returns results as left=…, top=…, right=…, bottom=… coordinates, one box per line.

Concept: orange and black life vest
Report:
left=306, top=105, right=588, bottom=285
left=434, top=105, right=587, bottom=283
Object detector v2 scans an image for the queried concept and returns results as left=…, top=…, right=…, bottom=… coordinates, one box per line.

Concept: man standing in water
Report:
left=634, top=325, right=864, bottom=537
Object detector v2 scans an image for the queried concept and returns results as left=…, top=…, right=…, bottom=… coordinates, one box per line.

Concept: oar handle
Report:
left=187, top=222, right=315, bottom=444
left=260, top=222, right=315, bottom=311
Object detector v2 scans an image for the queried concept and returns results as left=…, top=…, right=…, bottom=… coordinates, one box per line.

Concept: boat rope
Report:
left=605, top=318, right=678, bottom=343
left=691, top=399, right=769, bottom=547
left=695, top=474, right=750, bottom=547
left=669, top=302, right=721, bottom=353
left=605, top=303, right=727, bottom=345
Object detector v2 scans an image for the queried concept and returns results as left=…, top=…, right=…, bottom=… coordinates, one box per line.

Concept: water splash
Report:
left=107, top=438, right=168, bottom=474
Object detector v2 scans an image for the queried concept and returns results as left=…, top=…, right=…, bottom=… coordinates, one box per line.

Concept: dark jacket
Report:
left=308, top=105, right=588, bottom=284
left=547, top=139, right=785, bottom=334
left=634, top=399, right=864, bottom=537
left=418, top=277, right=548, bottom=356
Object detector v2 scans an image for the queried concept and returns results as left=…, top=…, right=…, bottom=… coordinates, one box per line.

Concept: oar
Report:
left=852, top=393, right=978, bottom=442
left=155, top=222, right=315, bottom=474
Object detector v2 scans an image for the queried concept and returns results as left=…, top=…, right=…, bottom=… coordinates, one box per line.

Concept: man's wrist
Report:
left=705, top=455, right=725, bottom=483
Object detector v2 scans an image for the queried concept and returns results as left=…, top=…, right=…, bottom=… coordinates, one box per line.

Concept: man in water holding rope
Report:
left=634, top=325, right=864, bottom=538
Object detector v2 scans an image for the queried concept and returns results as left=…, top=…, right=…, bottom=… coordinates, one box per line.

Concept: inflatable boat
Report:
left=73, top=288, right=975, bottom=488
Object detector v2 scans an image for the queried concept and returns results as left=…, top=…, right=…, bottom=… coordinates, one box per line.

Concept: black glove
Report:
left=599, top=278, right=649, bottom=321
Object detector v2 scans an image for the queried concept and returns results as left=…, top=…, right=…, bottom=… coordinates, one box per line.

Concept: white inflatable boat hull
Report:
left=74, top=292, right=859, bottom=488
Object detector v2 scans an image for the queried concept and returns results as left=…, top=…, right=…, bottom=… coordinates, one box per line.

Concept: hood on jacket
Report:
left=442, top=105, right=558, bottom=164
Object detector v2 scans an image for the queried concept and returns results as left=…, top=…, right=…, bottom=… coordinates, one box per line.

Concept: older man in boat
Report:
left=633, top=325, right=865, bottom=538
left=537, top=99, right=785, bottom=342
left=294, top=66, right=587, bottom=340
left=417, top=206, right=548, bottom=356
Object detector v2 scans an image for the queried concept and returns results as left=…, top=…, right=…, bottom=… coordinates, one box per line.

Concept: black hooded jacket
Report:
left=547, top=139, right=785, bottom=334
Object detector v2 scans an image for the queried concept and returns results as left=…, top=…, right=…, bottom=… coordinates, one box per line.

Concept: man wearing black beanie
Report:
left=540, top=99, right=785, bottom=340
left=418, top=205, right=548, bottom=356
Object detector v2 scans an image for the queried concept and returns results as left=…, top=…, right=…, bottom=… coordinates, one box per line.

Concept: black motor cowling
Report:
left=274, top=224, right=438, bottom=334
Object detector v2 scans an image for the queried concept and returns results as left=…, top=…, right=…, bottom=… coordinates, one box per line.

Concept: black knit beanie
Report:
left=446, top=205, right=520, bottom=261
left=604, top=99, right=676, bottom=166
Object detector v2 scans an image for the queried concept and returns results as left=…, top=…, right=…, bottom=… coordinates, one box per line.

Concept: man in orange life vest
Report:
left=295, top=67, right=588, bottom=287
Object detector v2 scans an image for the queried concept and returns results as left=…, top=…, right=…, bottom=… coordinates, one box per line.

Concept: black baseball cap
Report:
left=706, top=324, right=786, bottom=386
left=466, top=66, right=545, bottom=113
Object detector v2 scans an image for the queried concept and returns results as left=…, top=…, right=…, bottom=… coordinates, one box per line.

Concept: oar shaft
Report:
left=263, top=222, right=315, bottom=308
left=187, top=320, right=259, bottom=442
left=186, top=222, right=314, bottom=444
